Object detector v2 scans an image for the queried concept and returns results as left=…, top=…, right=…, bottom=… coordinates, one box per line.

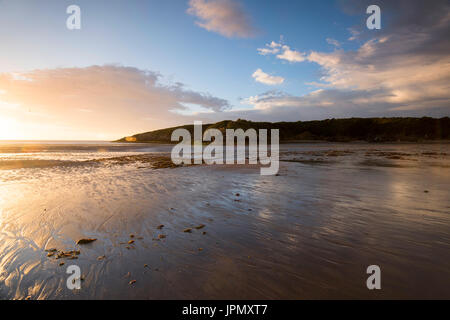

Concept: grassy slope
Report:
left=116, top=117, right=450, bottom=143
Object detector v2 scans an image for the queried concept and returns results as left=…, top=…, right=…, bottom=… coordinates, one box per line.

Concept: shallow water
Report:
left=0, top=141, right=449, bottom=299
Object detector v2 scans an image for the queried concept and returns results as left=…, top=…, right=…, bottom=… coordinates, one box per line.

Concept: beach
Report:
left=0, top=142, right=449, bottom=299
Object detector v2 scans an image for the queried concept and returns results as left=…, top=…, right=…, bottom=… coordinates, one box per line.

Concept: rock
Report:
left=158, top=234, right=166, bottom=239
left=45, top=248, right=57, bottom=252
left=97, top=255, right=106, bottom=261
left=59, top=262, right=65, bottom=266
left=236, top=193, right=240, bottom=196
left=129, top=280, right=136, bottom=285
left=194, top=224, right=205, bottom=230
left=47, top=252, right=55, bottom=257
left=202, top=232, right=207, bottom=235
left=130, top=234, right=135, bottom=238
left=183, top=228, right=192, bottom=233
left=157, top=225, right=164, bottom=230
left=128, top=240, right=135, bottom=244
left=67, top=250, right=80, bottom=255
left=76, top=238, right=97, bottom=245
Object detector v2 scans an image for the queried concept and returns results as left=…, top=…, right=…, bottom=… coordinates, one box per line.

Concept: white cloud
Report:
left=258, top=41, right=306, bottom=63
left=187, top=0, right=256, bottom=38
left=187, top=0, right=450, bottom=121
left=326, top=38, right=341, bottom=48
left=276, top=45, right=306, bottom=62
left=347, top=27, right=360, bottom=41
left=252, top=69, right=284, bottom=85
left=0, top=65, right=231, bottom=139
left=257, top=31, right=449, bottom=111
left=257, top=41, right=282, bottom=55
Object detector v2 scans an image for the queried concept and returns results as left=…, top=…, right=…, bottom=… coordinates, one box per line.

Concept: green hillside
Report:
left=116, top=117, right=450, bottom=143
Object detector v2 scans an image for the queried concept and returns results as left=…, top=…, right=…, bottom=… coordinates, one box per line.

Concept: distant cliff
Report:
left=116, top=117, right=450, bottom=143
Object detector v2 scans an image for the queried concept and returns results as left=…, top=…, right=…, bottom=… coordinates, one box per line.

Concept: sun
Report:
left=0, top=116, right=19, bottom=140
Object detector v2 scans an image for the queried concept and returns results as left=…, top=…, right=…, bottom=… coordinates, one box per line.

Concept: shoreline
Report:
left=114, top=139, right=450, bottom=145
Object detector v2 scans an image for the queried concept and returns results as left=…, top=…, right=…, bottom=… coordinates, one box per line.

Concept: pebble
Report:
left=76, top=238, right=97, bottom=245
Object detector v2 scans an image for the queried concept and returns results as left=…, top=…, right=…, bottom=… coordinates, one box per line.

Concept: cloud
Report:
left=276, top=45, right=307, bottom=63
left=0, top=65, right=230, bottom=139
left=255, top=0, right=450, bottom=115
left=187, top=0, right=257, bottom=38
left=347, top=27, right=360, bottom=41
left=257, top=41, right=281, bottom=55
left=326, top=38, right=341, bottom=48
left=252, top=69, right=284, bottom=85
left=258, top=41, right=306, bottom=62
left=241, top=88, right=391, bottom=111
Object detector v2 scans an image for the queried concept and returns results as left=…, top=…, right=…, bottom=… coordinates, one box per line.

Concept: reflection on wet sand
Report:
left=0, top=143, right=449, bottom=299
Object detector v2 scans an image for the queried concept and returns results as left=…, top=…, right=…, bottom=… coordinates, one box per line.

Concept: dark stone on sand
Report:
left=76, top=238, right=97, bottom=245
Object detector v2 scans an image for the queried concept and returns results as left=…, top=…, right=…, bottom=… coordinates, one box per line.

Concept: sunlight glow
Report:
left=0, top=116, right=18, bottom=140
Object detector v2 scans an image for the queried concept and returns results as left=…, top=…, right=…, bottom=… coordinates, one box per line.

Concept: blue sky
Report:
left=0, top=0, right=448, bottom=139
left=0, top=0, right=359, bottom=107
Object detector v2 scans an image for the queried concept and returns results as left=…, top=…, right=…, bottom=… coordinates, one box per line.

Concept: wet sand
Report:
left=0, top=143, right=449, bottom=299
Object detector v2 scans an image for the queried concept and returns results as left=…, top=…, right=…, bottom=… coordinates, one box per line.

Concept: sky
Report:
left=0, top=0, right=449, bottom=140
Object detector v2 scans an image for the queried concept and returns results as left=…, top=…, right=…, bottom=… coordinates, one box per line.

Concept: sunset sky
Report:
left=0, top=0, right=449, bottom=140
